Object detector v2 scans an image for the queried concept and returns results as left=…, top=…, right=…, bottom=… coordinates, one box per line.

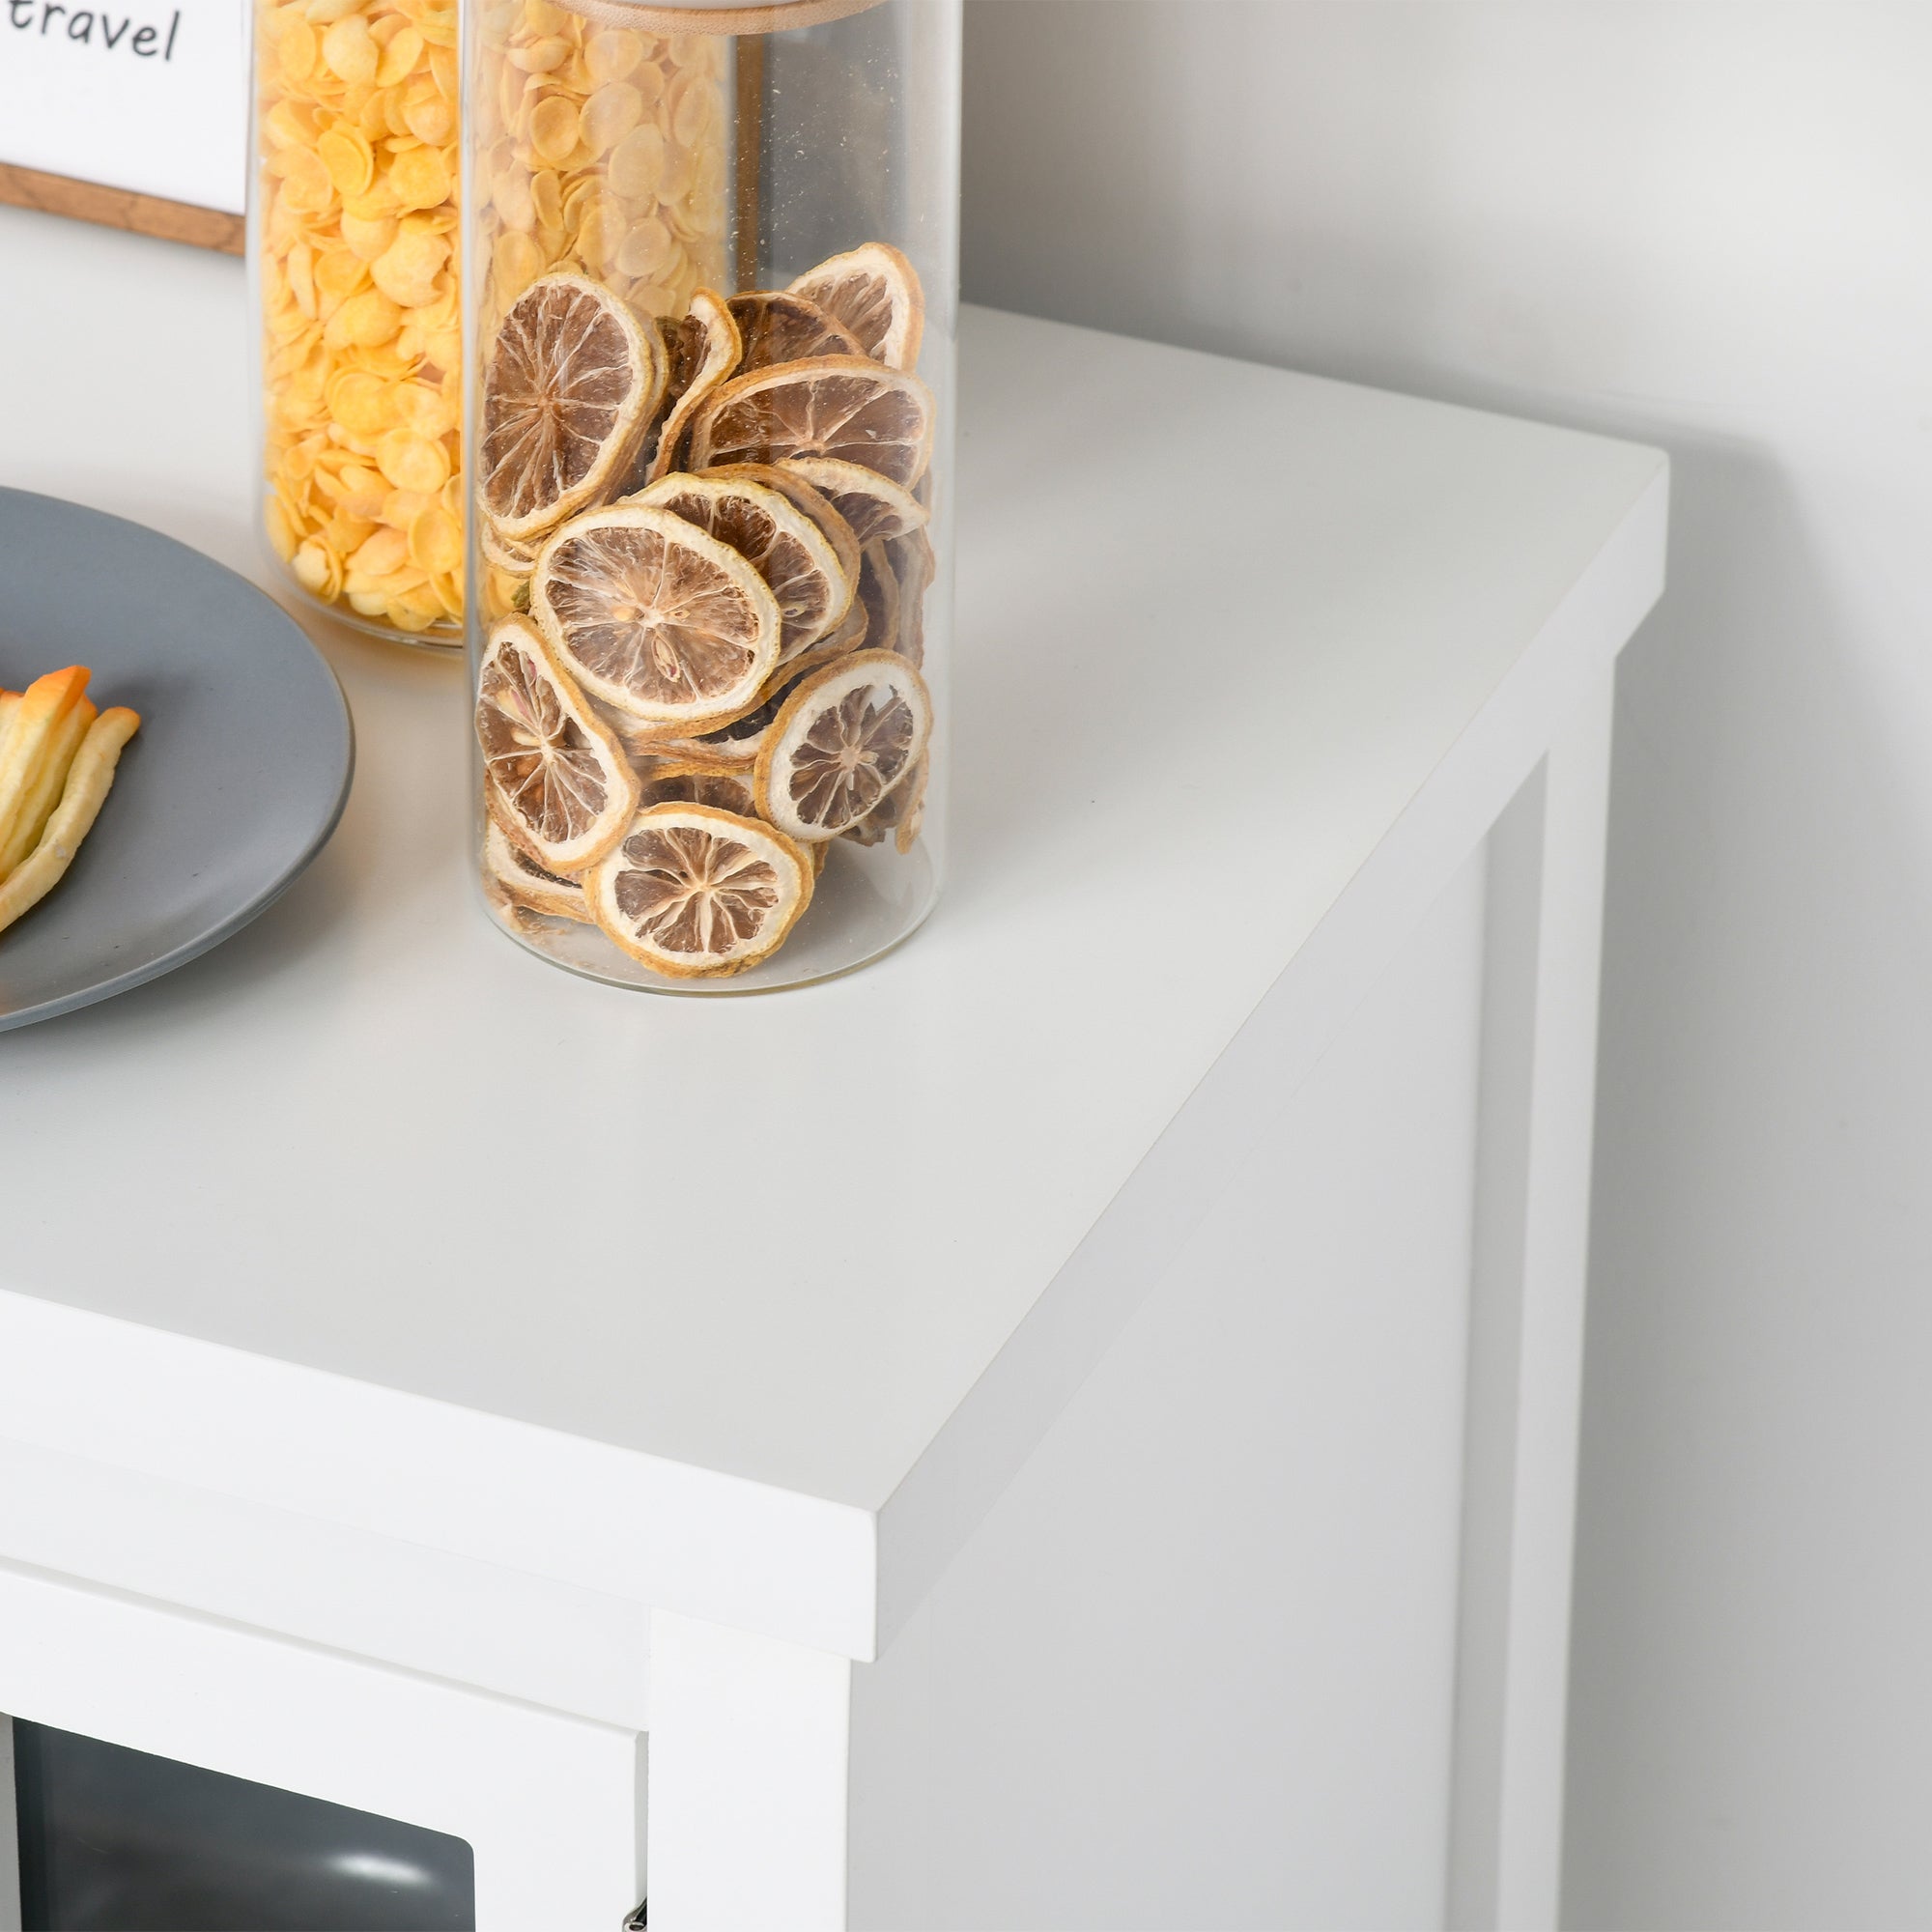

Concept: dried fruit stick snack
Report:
left=0, top=682, right=142, bottom=940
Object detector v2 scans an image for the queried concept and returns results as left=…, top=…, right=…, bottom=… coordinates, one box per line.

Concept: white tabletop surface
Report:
left=0, top=209, right=1664, bottom=1542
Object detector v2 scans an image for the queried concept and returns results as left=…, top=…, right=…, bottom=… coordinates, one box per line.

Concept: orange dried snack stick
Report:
left=0, top=707, right=140, bottom=938
left=0, top=666, right=90, bottom=869
left=0, top=696, right=97, bottom=880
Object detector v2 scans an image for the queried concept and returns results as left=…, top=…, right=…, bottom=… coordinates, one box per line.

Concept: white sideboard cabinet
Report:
left=0, top=207, right=1665, bottom=1931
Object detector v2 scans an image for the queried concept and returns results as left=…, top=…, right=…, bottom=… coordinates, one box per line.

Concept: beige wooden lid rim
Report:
left=564, top=0, right=885, bottom=33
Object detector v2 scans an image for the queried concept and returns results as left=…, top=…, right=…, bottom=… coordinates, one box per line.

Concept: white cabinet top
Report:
left=0, top=209, right=1666, bottom=1657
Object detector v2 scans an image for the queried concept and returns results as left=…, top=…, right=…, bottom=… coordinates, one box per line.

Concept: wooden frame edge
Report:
left=0, top=163, right=243, bottom=257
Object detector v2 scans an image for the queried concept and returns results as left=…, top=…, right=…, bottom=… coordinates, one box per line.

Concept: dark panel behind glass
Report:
left=14, top=1721, right=474, bottom=1932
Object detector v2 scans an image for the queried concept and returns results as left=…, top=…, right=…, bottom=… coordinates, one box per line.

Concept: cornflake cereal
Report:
left=257, top=0, right=464, bottom=638
left=472, top=4, right=727, bottom=431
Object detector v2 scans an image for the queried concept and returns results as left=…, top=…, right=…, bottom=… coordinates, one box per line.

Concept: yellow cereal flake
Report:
left=528, top=94, right=581, bottom=166
left=350, top=526, right=410, bottom=577
left=326, top=287, right=403, bottom=348
left=369, top=223, right=448, bottom=306
left=314, top=244, right=369, bottom=301
left=321, top=13, right=377, bottom=85
left=528, top=166, right=563, bottom=230
left=327, top=368, right=393, bottom=436
left=317, top=125, right=375, bottom=196
left=491, top=228, right=544, bottom=304
left=582, top=81, right=644, bottom=157
left=277, top=19, right=318, bottom=83
left=607, top=123, right=665, bottom=200
left=275, top=144, right=333, bottom=213
left=376, top=24, right=421, bottom=85
left=377, top=429, right=450, bottom=494
left=293, top=539, right=344, bottom=599
left=388, top=143, right=449, bottom=212
left=339, top=210, right=397, bottom=261
left=265, top=495, right=301, bottom=562
left=391, top=379, right=452, bottom=433
left=509, top=33, right=568, bottom=72
left=403, top=92, right=454, bottom=146
left=408, top=504, right=463, bottom=575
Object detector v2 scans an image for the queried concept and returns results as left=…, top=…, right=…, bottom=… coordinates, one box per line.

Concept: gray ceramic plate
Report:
left=0, top=489, right=353, bottom=1031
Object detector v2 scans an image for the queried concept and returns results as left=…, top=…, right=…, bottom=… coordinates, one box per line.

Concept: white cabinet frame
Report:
left=0, top=1562, right=646, bottom=1931
left=0, top=211, right=1668, bottom=1932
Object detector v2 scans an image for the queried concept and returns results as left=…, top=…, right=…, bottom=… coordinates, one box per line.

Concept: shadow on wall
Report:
left=1563, top=435, right=1932, bottom=1932
left=962, top=4, right=1932, bottom=1926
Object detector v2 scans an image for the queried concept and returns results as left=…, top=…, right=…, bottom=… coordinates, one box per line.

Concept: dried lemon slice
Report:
left=483, top=816, right=592, bottom=923
left=726, top=290, right=864, bottom=371
left=845, top=749, right=927, bottom=852
left=754, top=648, right=931, bottom=843
left=689, top=357, right=935, bottom=490
left=617, top=659, right=819, bottom=768
left=644, top=289, right=741, bottom=485
left=701, top=462, right=863, bottom=595
left=588, top=803, right=812, bottom=978
left=787, top=243, right=924, bottom=372
left=779, top=457, right=927, bottom=547
left=632, top=470, right=853, bottom=663
left=886, top=526, right=935, bottom=667
left=532, top=504, right=781, bottom=726
left=808, top=593, right=870, bottom=663
left=895, top=753, right=929, bottom=854
left=636, top=759, right=760, bottom=817
left=476, top=616, right=639, bottom=872
left=481, top=272, right=664, bottom=539
left=480, top=518, right=540, bottom=579
left=855, top=539, right=901, bottom=668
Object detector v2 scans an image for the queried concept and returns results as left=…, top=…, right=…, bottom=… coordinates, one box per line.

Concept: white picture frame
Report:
left=0, top=0, right=247, bottom=249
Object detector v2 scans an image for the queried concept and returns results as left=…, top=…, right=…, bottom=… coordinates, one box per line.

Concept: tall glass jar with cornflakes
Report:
left=253, top=0, right=466, bottom=642
left=463, top=0, right=957, bottom=991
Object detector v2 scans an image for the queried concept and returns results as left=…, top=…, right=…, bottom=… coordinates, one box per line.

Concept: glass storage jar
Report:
left=252, top=0, right=466, bottom=643
left=464, top=0, right=957, bottom=991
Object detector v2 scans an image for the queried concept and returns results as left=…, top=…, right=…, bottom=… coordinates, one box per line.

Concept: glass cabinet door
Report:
left=14, top=1722, right=474, bottom=1932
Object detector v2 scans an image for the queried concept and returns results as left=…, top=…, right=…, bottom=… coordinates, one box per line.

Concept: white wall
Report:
left=960, top=6, right=1932, bottom=1927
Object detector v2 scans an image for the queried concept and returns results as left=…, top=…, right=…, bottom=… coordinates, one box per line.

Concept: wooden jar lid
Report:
left=567, top=0, right=885, bottom=33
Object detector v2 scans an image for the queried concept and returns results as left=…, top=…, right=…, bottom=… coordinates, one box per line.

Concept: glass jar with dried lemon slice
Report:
left=463, top=0, right=957, bottom=991
left=252, top=0, right=468, bottom=643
